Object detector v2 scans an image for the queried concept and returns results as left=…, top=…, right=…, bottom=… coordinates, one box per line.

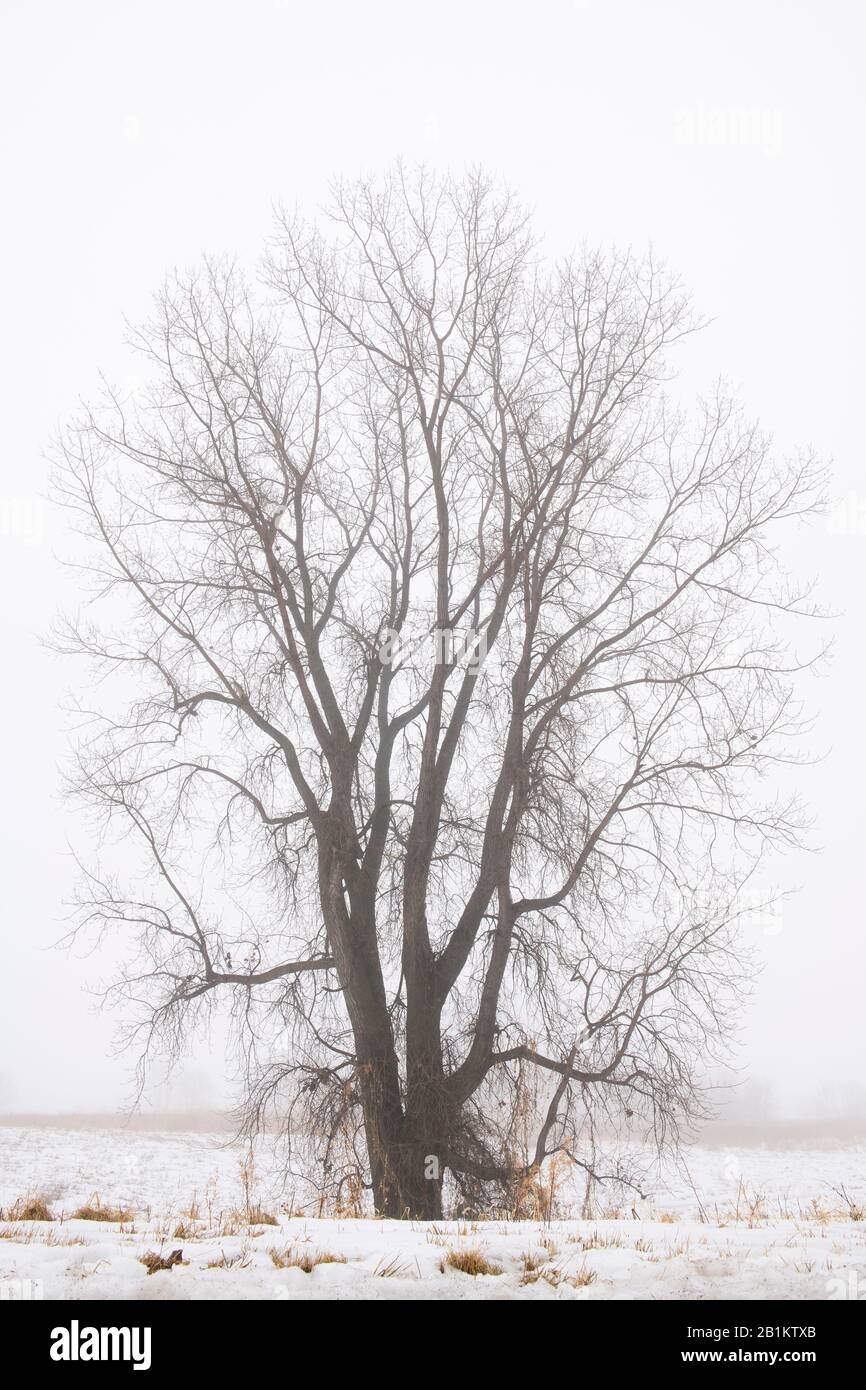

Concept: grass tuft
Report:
left=373, top=1255, right=415, bottom=1278
left=3, top=1196, right=55, bottom=1222
left=441, top=1246, right=503, bottom=1277
left=269, top=1245, right=347, bottom=1272
left=73, top=1195, right=134, bottom=1223
left=206, top=1246, right=251, bottom=1270
left=246, top=1206, right=279, bottom=1226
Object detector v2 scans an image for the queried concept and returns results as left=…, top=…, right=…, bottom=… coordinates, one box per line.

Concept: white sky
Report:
left=1, top=0, right=863, bottom=1115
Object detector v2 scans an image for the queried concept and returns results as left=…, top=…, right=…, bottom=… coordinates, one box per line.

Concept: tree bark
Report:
left=366, top=1103, right=446, bottom=1220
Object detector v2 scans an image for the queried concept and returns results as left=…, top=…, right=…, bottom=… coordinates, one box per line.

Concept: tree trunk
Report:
left=371, top=1129, right=445, bottom=1220
left=361, top=1074, right=447, bottom=1218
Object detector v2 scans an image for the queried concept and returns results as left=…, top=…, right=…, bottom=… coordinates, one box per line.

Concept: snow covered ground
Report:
left=1, top=1123, right=865, bottom=1300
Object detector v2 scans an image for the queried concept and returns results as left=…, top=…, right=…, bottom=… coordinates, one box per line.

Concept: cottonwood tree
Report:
left=57, top=168, right=821, bottom=1218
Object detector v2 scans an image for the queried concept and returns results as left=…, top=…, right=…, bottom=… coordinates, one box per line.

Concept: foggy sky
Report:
left=1, top=0, right=863, bottom=1116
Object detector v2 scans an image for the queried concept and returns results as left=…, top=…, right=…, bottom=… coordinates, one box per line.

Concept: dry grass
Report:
left=0, top=1223, right=85, bottom=1246
left=269, top=1245, right=347, bottom=1272
left=664, top=1238, right=691, bottom=1258
left=570, top=1228, right=624, bottom=1250
left=206, top=1246, right=252, bottom=1270
left=702, top=1184, right=865, bottom=1228
left=373, top=1255, right=416, bottom=1278
left=520, top=1252, right=557, bottom=1286
left=172, top=1220, right=199, bottom=1240
left=507, top=1153, right=574, bottom=1222
left=804, top=1198, right=831, bottom=1225
left=569, top=1261, right=597, bottom=1288
left=315, top=1171, right=366, bottom=1220
left=179, top=1207, right=278, bottom=1239
left=425, top=1228, right=449, bottom=1247
left=423, top=1220, right=481, bottom=1247
left=73, top=1195, right=134, bottom=1223
left=440, top=1246, right=503, bottom=1277
left=828, top=1184, right=866, bottom=1221
left=245, top=1206, right=279, bottom=1226
left=2, top=1196, right=55, bottom=1222
left=520, top=1254, right=596, bottom=1288
left=203, top=1206, right=279, bottom=1236
left=206, top=1212, right=246, bottom=1238
left=236, top=1152, right=278, bottom=1227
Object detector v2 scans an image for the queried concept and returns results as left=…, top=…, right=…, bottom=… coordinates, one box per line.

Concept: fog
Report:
left=0, top=0, right=863, bottom=1120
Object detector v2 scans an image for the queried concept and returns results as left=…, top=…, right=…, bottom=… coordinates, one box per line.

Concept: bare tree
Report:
left=56, top=167, right=822, bottom=1218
